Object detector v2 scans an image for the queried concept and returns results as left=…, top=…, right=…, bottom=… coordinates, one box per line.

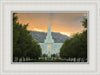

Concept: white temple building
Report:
left=39, top=24, right=63, bottom=57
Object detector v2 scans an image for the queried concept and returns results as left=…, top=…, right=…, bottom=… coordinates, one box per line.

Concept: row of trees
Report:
left=60, top=18, right=87, bottom=61
left=42, top=54, right=57, bottom=60
left=13, top=14, right=42, bottom=62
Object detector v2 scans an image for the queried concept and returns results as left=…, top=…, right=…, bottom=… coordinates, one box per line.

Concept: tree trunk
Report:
left=18, top=57, right=19, bottom=62
left=30, top=57, right=31, bottom=61
left=22, top=57, right=23, bottom=62
left=13, top=57, right=15, bottom=62
left=25, top=57, right=26, bottom=62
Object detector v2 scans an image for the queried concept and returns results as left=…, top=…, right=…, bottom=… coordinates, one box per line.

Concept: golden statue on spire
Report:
left=48, top=13, right=53, bottom=26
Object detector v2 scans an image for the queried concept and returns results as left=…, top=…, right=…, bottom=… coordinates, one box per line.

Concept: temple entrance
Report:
left=48, top=44, right=51, bottom=50
left=47, top=44, right=51, bottom=58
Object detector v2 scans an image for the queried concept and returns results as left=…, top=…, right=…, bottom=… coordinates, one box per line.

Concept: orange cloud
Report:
left=16, top=13, right=87, bottom=36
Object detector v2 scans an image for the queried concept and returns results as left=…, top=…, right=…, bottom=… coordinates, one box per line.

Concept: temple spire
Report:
left=44, top=15, right=54, bottom=43
left=49, top=15, right=51, bottom=26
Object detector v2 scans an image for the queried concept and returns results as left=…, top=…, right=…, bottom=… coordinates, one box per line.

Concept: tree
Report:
left=13, top=13, right=42, bottom=62
left=60, top=17, right=87, bottom=61
left=42, top=54, right=47, bottom=60
left=51, top=54, right=56, bottom=60
left=82, top=17, right=87, bottom=28
left=13, top=14, right=21, bottom=61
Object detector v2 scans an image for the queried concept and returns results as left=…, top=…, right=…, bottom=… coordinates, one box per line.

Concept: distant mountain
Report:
left=29, top=31, right=70, bottom=43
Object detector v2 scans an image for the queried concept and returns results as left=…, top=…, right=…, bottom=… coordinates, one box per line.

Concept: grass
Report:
left=24, top=59, right=87, bottom=62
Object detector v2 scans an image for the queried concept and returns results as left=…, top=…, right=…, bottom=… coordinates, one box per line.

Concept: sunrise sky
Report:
left=16, top=12, right=88, bottom=36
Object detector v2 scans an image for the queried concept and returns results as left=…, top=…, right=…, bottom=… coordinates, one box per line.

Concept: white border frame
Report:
left=0, top=0, right=100, bottom=75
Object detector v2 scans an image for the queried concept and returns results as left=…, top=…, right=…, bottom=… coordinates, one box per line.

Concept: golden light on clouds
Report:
left=34, top=28, right=44, bottom=32
left=60, top=32, right=70, bottom=37
left=16, top=12, right=88, bottom=36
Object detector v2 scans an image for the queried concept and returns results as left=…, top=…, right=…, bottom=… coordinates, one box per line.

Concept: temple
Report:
left=39, top=24, right=63, bottom=58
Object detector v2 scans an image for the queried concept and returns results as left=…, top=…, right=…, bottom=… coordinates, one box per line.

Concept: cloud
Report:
left=16, top=12, right=88, bottom=35
left=60, top=32, right=70, bottom=36
left=33, top=28, right=44, bottom=32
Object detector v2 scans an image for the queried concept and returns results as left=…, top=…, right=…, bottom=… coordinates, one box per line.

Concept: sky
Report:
left=16, top=12, right=87, bottom=37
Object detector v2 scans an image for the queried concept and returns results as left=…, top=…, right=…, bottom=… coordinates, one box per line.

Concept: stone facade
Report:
left=39, top=25, right=63, bottom=57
